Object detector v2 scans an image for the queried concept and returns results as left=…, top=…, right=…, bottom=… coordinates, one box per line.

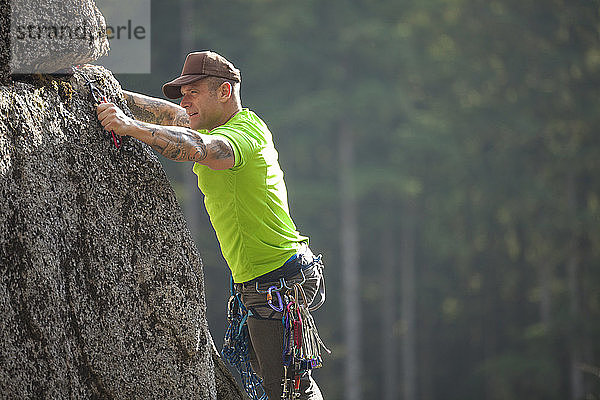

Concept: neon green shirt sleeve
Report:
left=211, top=123, right=258, bottom=169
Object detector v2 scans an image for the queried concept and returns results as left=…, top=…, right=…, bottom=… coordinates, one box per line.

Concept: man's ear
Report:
left=218, top=82, right=232, bottom=102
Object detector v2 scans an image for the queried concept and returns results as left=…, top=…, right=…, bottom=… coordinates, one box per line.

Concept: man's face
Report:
left=180, top=80, right=222, bottom=131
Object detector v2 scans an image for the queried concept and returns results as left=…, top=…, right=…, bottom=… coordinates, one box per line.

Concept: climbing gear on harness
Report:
left=278, top=261, right=330, bottom=399
left=77, top=69, right=123, bottom=149
left=281, top=289, right=330, bottom=398
left=294, top=283, right=330, bottom=362
left=221, top=277, right=267, bottom=400
left=222, top=251, right=329, bottom=399
left=267, top=286, right=285, bottom=312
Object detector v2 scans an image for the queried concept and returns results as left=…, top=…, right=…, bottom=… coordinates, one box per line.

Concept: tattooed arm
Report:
left=122, top=90, right=190, bottom=128
left=96, top=102, right=234, bottom=170
left=140, top=125, right=234, bottom=170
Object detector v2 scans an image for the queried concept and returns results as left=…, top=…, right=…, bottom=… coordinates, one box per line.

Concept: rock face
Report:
left=0, top=0, right=243, bottom=398
left=1, top=0, right=10, bottom=82
left=8, top=0, right=110, bottom=74
left=0, top=66, right=243, bottom=399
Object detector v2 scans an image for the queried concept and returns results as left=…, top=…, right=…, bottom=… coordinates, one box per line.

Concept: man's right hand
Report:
left=97, top=103, right=138, bottom=138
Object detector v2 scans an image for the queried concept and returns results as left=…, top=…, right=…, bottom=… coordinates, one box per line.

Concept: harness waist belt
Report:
left=242, top=243, right=314, bottom=286
left=252, top=253, right=300, bottom=284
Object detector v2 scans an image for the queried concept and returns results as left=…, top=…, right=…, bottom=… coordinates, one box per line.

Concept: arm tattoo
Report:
left=146, top=126, right=207, bottom=162
left=190, top=135, right=209, bottom=161
left=208, top=140, right=234, bottom=160
left=123, top=91, right=188, bottom=127
left=137, top=121, right=233, bottom=166
left=172, top=110, right=191, bottom=128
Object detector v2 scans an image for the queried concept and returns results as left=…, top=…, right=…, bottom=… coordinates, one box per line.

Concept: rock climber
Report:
left=95, top=50, right=326, bottom=400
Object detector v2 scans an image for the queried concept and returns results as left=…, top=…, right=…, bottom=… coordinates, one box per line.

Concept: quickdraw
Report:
left=77, top=69, right=123, bottom=149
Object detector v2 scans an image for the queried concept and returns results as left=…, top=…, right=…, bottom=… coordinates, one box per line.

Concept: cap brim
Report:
left=162, top=74, right=208, bottom=99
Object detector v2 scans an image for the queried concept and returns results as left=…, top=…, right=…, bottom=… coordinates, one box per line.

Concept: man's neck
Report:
left=213, top=105, right=242, bottom=130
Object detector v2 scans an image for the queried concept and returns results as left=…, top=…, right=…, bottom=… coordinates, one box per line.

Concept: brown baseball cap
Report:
left=162, top=51, right=241, bottom=99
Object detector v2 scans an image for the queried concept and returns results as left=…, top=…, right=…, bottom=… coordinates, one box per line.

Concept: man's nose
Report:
left=180, top=95, right=190, bottom=108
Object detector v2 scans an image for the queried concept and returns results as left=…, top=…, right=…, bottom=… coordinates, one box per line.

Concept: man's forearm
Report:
left=123, top=90, right=190, bottom=127
left=130, top=121, right=206, bottom=162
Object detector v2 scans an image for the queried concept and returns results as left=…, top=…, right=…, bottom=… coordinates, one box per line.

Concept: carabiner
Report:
left=267, top=286, right=284, bottom=312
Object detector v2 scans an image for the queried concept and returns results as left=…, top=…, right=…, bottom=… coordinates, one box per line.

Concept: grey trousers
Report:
left=237, top=252, right=325, bottom=400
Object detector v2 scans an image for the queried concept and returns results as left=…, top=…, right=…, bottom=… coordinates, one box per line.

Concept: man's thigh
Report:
left=246, top=317, right=285, bottom=398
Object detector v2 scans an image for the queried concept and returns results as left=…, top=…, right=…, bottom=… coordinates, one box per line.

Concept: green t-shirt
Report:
left=192, top=109, right=308, bottom=283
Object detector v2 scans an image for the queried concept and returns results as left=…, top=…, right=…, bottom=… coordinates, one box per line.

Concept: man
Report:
left=96, top=50, right=325, bottom=399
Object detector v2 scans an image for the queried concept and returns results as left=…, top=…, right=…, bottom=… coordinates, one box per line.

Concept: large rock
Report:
left=0, top=0, right=10, bottom=82
left=7, top=0, right=109, bottom=74
left=0, top=65, right=243, bottom=399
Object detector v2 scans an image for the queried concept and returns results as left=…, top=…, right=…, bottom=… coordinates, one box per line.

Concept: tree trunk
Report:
left=566, top=172, right=584, bottom=400
left=382, top=221, right=399, bottom=400
left=539, top=256, right=552, bottom=327
left=400, top=198, right=417, bottom=400
left=339, top=124, right=362, bottom=400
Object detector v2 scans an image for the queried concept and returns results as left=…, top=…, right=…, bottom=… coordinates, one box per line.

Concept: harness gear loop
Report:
left=283, top=268, right=306, bottom=290
left=255, top=277, right=285, bottom=294
left=255, top=268, right=307, bottom=295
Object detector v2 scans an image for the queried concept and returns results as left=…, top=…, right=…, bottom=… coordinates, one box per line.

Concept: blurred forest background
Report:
left=112, top=0, right=600, bottom=399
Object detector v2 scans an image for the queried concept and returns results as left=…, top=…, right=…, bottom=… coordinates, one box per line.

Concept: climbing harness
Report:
left=77, top=69, right=123, bottom=149
left=222, top=277, right=268, bottom=400
left=222, top=253, right=329, bottom=400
